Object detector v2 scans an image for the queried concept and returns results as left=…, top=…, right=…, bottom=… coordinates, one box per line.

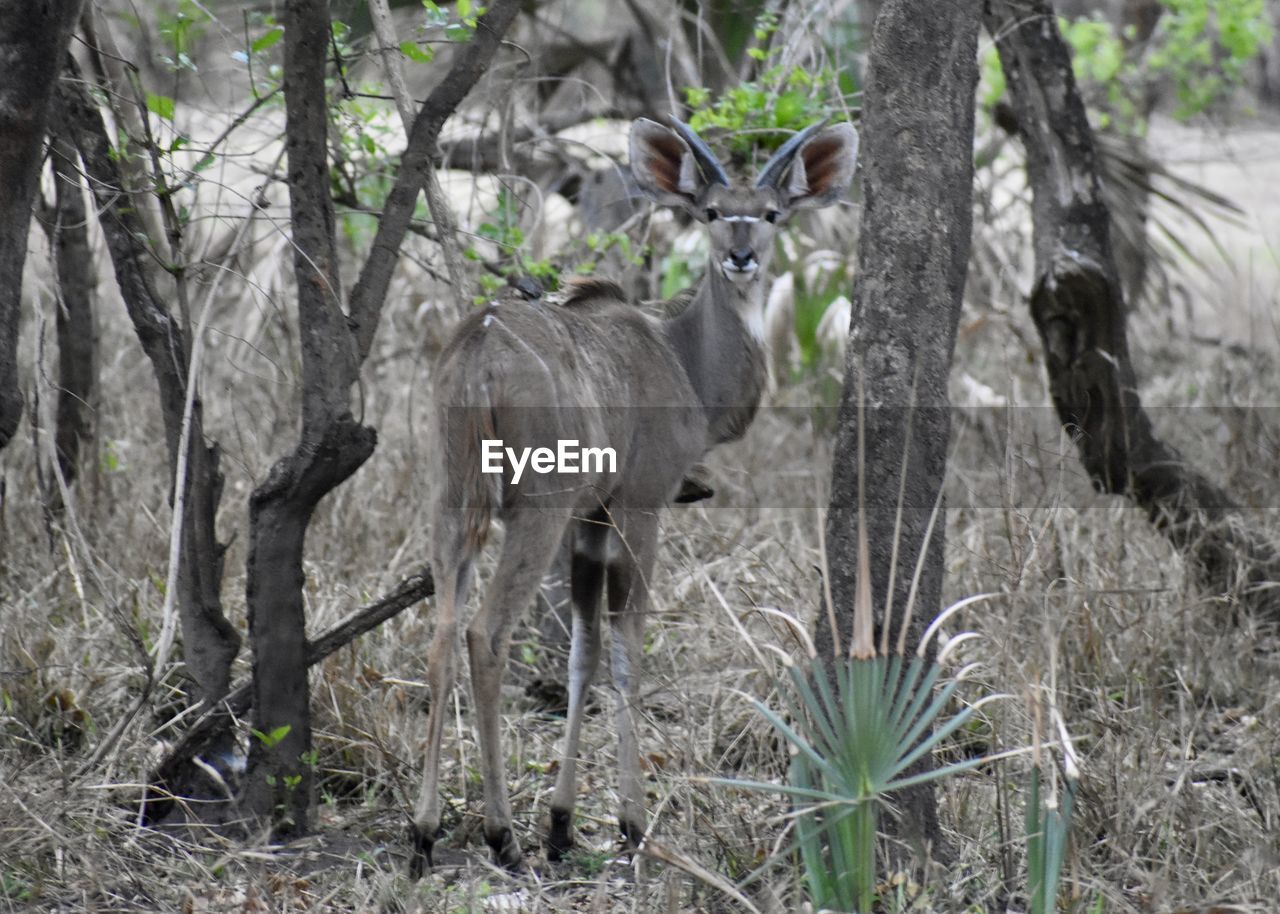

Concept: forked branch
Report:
left=348, top=0, right=524, bottom=359
left=145, top=568, right=435, bottom=824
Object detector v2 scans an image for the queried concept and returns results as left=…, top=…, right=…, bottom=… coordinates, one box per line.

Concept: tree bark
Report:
left=819, top=0, right=981, bottom=862
left=57, top=69, right=241, bottom=710
left=44, top=123, right=98, bottom=489
left=144, top=568, right=434, bottom=825
left=986, top=0, right=1280, bottom=617
left=242, top=0, right=367, bottom=835
left=0, top=0, right=84, bottom=452
left=243, top=0, right=523, bottom=834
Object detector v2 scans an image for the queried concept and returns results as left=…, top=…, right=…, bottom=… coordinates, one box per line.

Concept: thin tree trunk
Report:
left=243, top=0, right=523, bottom=834
left=818, top=0, right=981, bottom=862
left=57, top=71, right=241, bottom=710
left=45, top=125, right=98, bottom=489
left=0, top=0, right=84, bottom=452
left=986, top=0, right=1280, bottom=617
left=242, top=0, right=369, bottom=835
left=144, top=568, right=434, bottom=825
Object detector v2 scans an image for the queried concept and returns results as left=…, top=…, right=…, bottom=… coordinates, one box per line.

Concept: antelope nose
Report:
left=729, top=247, right=754, bottom=269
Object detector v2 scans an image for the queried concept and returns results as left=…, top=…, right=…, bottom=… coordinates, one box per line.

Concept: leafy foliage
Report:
left=682, top=13, right=857, bottom=160
left=982, top=0, right=1273, bottom=129
left=1151, top=0, right=1272, bottom=118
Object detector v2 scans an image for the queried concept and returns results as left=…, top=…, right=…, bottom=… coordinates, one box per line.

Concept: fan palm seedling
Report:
left=718, top=390, right=1006, bottom=913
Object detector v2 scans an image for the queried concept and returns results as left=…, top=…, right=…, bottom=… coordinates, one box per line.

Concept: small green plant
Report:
left=1025, top=700, right=1080, bottom=914
left=566, top=847, right=611, bottom=876
left=251, top=723, right=292, bottom=749
left=230, top=12, right=285, bottom=98
left=729, top=619, right=997, bottom=913
left=155, top=0, right=206, bottom=72
left=658, top=234, right=704, bottom=300
left=1, top=871, right=33, bottom=902
left=719, top=490, right=1003, bottom=912
left=468, top=187, right=562, bottom=300
left=790, top=266, right=847, bottom=375
left=682, top=12, right=857, bottom=161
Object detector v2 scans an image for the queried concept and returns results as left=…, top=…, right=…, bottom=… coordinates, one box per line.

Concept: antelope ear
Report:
left=771, top=122, right=860, bottom=211
left=629, top=118, right=706, bottom=209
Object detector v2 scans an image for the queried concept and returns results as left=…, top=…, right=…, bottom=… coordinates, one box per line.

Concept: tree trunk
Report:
left=44, top=124, right=98, bottom=489
left=0, top=0, right=84, bottom=452
left=241, top=0, right=368, bottom=835
left=986, top=0, right=1280, bottom=617
left=243, top=0, right=523, bottom=834
left=144, top=567, right=434, bottom=825
left=819, top=0, right=981, bottom=862
left=57, top=69, right=242, bottom=712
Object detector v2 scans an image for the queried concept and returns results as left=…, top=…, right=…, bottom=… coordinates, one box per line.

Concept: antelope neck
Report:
left=662, top=262, right=768, bottom=445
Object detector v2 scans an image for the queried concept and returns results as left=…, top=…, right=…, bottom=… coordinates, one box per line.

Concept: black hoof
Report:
left=674, top=476, right=714, bottom=503
left=408, top=824, right=436, bottom=878
left=618, top=815, right=646, bottom=849
left=485, top=824, right=524, bottom=871
left=546, top=807, right=574, bottom=861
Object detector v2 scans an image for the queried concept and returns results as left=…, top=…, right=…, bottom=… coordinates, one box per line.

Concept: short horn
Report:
left=667, top=116, right=730, bottom=187
left=755, top=119, right=829, bottom=189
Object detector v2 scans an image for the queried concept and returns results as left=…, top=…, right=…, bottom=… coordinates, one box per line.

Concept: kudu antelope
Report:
left=412, top=116, right=858, bottom=872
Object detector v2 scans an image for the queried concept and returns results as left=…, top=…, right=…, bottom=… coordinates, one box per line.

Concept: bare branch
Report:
left=367, top=0, right=467, bottom=317
left=348, top=0, right=524, bottom=360
left=144, top=568, right=435, bottom=824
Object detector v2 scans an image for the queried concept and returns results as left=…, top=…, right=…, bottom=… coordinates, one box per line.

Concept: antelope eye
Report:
left=704, top=207, right=720, bottom=222
left=765, top=210, right=781, bottom=224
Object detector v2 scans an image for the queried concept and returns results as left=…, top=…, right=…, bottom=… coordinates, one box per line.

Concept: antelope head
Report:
left=629, top=116, right=860, bottom=286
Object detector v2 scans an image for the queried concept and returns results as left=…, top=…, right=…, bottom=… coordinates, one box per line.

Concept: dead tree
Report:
left=819, top=0, right=982, bottom=861
left=986, top=0, right=1280, bottom=616
left=243, top=0, right=523, bottom=835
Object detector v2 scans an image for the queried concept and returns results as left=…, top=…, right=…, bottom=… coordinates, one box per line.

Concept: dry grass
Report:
left=3, top=107, right=1280, bottom=913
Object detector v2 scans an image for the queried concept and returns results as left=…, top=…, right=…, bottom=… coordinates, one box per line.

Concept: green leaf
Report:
left=422, top=0, right=449, bottom=27
left=251, top=26, right=284, bottom=53
left=400, top=39, right=434, bottom=63
left=251, top=724, right=292, bottom=748
left=773, top=90, right=806, bottom=127
left=146, top=93, right=175, bottom=122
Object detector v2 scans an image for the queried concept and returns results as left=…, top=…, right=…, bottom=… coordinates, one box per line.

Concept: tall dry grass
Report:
left=2, top=101, right=1279, bottom=912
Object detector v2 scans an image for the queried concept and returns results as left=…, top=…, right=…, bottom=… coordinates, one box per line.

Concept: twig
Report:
left=367, top=0, right=466, bottom=317
left=639, top=839, right=764, bottom=914
left=142, top=568, right=435, bottom=821
left=346, top=0, right=524, bottom=361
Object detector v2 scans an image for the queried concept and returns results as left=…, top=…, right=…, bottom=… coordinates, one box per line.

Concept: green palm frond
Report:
left=717, top=650, right=998, bottom=913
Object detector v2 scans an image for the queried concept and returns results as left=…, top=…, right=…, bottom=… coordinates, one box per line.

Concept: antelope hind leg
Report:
left=467, top=507, right=572, bottom=869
